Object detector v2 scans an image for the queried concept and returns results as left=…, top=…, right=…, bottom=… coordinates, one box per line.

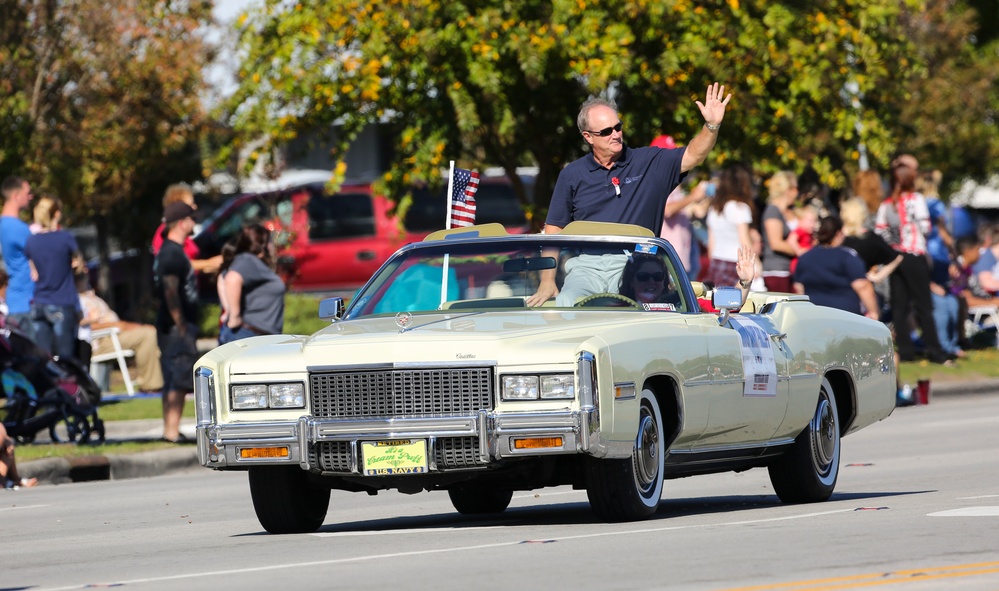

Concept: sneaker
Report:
left=896, top=386, right=916, bottom=407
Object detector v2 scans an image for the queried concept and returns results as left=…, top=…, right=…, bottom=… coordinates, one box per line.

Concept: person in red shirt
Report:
left=151, top=184, right=222, bottom=275
left=788, top=205, right=818, bottom=275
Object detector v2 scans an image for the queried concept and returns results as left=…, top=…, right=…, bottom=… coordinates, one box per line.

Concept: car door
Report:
left=683, top=311, right=790, bottom=449
left=286, top=186, right=401, bottom=291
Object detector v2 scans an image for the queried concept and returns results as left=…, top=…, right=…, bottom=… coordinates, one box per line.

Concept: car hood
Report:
left=222, top=311, right=685, bottom=374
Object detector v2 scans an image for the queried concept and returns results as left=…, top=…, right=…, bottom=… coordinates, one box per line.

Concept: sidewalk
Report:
left=16, top=378, right=999, bottom=487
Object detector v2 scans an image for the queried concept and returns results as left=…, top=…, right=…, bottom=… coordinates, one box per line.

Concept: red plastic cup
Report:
left=916, top=379, right=931, bottom=405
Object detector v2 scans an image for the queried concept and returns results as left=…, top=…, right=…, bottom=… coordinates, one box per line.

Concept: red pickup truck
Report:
left=193, top=170, right=532, bottom=293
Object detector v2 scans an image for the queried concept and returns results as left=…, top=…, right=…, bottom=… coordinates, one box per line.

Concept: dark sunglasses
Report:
left=585, top=122, right=623, bottom=137
left=635, top=271, right=665, bottom=282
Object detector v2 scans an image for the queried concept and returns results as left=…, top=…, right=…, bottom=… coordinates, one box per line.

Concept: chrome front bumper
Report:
left=196, top=407, right=633, bottom=471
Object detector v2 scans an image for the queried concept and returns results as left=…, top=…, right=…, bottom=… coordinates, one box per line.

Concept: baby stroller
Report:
left=0, top=316, right=105, bottom=444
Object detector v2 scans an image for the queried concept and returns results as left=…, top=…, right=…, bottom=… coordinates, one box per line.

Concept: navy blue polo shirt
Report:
left=546, top=145, right=687, bottom=234
left=794, top=246, right=868, bottom=315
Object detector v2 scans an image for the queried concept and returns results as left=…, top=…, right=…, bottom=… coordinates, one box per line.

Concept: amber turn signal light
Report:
left=512, top=437, right=564, bottom=450
left=239, top=447, right=290, bottom=459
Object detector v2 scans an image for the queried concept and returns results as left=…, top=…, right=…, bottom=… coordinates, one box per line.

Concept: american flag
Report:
left=449, top=167, right=479, bottom=228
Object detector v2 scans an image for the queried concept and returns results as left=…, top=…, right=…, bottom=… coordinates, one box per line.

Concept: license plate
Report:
left=361, top=439, right=428, bottom=476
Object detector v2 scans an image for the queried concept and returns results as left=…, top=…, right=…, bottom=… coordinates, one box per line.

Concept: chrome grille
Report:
left=310, top=437, right=485, bottom=473
left=435, top=437, right=485, bottom=469
left=310, top=367, right=493, bottom=418
left=311, top=441, right=352, bottom=473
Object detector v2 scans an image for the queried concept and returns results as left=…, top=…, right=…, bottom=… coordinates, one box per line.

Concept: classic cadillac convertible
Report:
left=194, top=221, right=896, bottom=534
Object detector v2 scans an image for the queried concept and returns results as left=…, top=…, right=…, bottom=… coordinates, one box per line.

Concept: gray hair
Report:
left=577, top=97, right=618, bottom=135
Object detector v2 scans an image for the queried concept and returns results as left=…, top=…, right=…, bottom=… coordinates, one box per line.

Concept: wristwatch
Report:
left=739, top=278, right=752, bottom=289
left=705, top=122, right=721, bottom=132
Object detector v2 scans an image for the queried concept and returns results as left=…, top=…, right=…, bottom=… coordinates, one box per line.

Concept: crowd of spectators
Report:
left=665, top=154, right=999, bottom=366
left=1, top=176, right=288, bottom=447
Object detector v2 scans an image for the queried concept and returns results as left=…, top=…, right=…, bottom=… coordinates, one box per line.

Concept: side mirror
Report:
left=712, top=287, right=743, bottom=327
left=318, top=297, right=344, bottom=321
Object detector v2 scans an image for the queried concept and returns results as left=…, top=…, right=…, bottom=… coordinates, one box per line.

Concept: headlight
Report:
left=232, top=384, right=268, bottom=409
left=231, top=383, right=306, bottom=409
left=269, top=383, right=305, bottom=408
left=502, top=374, right=575, bottom=401
left=502, top=375, right=539, bottom=400
left=541, top=375, right=575, bottom=399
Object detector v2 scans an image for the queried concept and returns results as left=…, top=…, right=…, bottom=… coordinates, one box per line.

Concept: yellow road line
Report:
left=716, top=561, right=999, bottom=591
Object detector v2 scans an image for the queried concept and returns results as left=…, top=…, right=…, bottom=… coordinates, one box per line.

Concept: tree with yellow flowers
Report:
left=220, top=0, right=999, bottom=225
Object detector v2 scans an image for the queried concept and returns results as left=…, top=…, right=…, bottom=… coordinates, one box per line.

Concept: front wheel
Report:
left=448, top=485, right=513, bottom=515
left=248, top=466, right=330, bottom=534
left=768, top=378, right=841, bottom=503
left=586, top=389, right=665, bottom=521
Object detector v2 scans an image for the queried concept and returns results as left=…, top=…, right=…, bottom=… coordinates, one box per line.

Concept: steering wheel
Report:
left=574, top=293, right=639, bottom=308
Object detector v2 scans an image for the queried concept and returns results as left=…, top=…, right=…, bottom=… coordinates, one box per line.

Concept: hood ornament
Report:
left=395, top=312, right=413, bottom=330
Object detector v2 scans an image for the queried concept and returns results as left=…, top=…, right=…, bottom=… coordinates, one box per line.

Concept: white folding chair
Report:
left=968, top=305, right=999, bottom=349
left=89, top=327, right=136, bottom=395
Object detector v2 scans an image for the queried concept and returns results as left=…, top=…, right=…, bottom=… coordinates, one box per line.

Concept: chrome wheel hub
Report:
left=811, top=396, right=837, bottom=474
left=634, top=409, right=660, bottom=492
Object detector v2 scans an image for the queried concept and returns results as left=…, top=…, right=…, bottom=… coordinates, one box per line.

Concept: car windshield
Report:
left=345, top=236, right=692, bottom=319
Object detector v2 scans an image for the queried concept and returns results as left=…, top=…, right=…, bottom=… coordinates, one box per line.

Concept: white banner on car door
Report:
left=729, top=316, right=778, bottom=397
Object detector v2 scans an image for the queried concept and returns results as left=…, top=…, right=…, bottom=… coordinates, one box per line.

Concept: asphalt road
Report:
left=5, top=393, right=999, bottom=591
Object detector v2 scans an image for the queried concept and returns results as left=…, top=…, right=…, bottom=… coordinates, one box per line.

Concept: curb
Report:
left=19, top=447, right=199, bottom=486
left=917, top=378, right=999, bottom=398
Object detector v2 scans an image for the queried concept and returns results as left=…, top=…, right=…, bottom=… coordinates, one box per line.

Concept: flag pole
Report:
left=441, top=161, right=455, bottom=306
left=444, top=160, right=456, bottom=230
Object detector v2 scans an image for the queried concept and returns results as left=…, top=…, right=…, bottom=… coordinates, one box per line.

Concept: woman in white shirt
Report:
left=706, top=163, right=755, bottom=288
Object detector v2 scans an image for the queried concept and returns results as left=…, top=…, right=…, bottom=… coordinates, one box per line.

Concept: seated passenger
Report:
left=619, top=254, right=680, bottom=308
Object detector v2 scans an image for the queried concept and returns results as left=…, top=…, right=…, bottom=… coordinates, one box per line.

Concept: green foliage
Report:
left=199, top=303, right=223, bottom=339
left=898, top=347, right=999, bottom=383
left=198, top=293, right=331, bottom=338
left=283, top=293, right=332, bottom=335
left=219, top=0, right=999, bottom=222
left=98, top=397, right=195, bottom=422
left=0, top=1, right=215, bottom=297
left=893, top=2, right=999, bottom=183
left=17, top=440, right=182, bottom=463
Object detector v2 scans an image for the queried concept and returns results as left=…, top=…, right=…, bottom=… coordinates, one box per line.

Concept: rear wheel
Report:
left=768, top=378, right=841, bottom=503
left=248, top=466, right=330, bottom=534
left=448, top=486, right=513, bottom=515
left=586, top=389, right=664, bottom=521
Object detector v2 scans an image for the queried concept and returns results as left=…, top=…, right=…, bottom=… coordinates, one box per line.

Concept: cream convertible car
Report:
left=194, top=222, right=896, bottom=534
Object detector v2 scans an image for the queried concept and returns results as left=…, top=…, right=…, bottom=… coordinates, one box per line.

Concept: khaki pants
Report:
left=555, top=253, right=629, bottom=306
left=93, top=324, right=164, bottom=392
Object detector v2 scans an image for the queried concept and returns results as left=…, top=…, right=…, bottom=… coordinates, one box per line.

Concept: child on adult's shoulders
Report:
left=788, top=205, right=819, bottom=275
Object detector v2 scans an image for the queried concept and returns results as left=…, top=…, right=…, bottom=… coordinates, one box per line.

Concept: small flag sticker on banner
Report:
left=449, top=168, right=479, bottom=228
